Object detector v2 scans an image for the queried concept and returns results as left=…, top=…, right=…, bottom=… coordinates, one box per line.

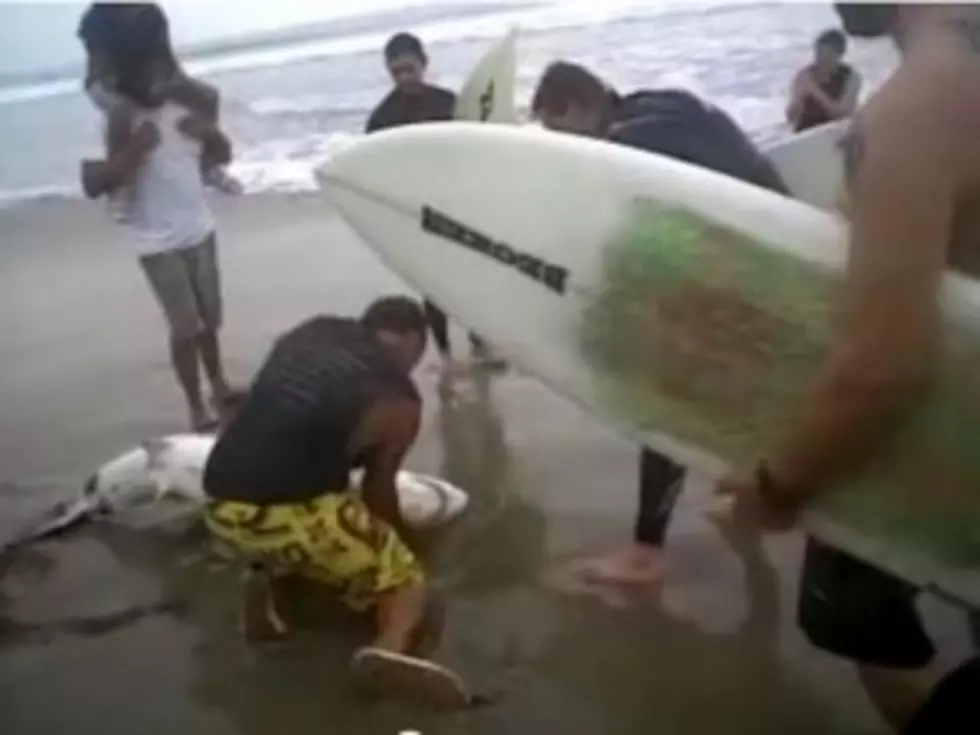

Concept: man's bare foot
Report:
left=190, top=404, right=219, bottom=433
left=544, top=564, right=633, bottom=609
left=211, top=385, right=247, bottom=420
left=350, top=646, right=470, bottom=709
left=574, top=544, right=667, bottom=586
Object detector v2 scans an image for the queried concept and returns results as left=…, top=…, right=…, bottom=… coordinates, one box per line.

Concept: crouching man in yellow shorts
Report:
left=202, top=296, right=469, bottom=709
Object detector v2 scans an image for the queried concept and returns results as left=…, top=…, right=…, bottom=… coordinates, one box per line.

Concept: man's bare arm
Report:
left=785, top=70, right=808, bottom=126
left=837, top=73, right=862, bottom=118
left=805, top=72, right=860, bottom=121
left=358, top=398, right=422, bottom=539
left=178, top=113, right=233, bottom=165
left=82, top=108, right=158, bottom=198
left=766, top=81, right=953, bottom=496
left=168, top=74, right=220, bottom=121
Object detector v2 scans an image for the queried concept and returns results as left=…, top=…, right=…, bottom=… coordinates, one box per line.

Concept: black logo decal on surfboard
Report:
left=479, top=81, right=494, bottom=122
left=421, top=206, right=569, bottom=295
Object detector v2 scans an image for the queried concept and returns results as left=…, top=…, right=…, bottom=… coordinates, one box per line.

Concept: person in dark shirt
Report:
left=203, top=296, right=469, bottom=709
left=365, top=33, right=498, bottom=372
left=786, top=28, right=862, bottom=132
left=530, top=60, right=789, bottom=592
left=365, top=32, right=456, bottom=132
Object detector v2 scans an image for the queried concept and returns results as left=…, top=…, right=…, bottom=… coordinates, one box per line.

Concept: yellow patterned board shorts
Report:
left=205, top=492, right=424, bottom=611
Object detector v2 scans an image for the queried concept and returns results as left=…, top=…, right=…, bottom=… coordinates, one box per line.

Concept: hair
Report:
left=80, top=2, right=175, bottom=104
left=79, top=3, right=171, bottom=60
left=531, top=61, right=611, bottom=117
left=833, top=3, right=898, bottom=39
left=816, top=28, right=847, bottom=53
left=384, top=32, right=426, bottom=63
left=361, top=296, right=428, bottom=336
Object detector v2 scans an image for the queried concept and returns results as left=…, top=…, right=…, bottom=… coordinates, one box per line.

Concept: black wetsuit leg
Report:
left=633, top=447, right=685, bottom=547
left=423, top=299, right=451, bottom=356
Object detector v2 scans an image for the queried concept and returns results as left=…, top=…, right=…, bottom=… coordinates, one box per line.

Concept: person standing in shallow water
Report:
left=365, top=32, right=499, bottom=373
left=786, top=28, right=862, bottom=132
left=719, top=3, right=980, bottom=732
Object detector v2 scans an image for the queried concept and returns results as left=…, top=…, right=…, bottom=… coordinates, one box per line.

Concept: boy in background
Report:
left=366, top=32, right=502, bottom=372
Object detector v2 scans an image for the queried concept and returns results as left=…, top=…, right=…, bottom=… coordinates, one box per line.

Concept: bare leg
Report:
left=240, top=564, right=289, bottom=642
left=197, top=329, right=234, bottom=400
left=372, top=579, right=428, bottom=653
left=170, top=335, right=213, bottom=430
left=408, top=593, right=446, bottom=659
left=352, top=580, right=468, bottom=708
left=858, top=663, right=941, bottom=733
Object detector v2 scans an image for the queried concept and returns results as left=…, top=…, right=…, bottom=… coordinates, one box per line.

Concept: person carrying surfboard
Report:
left=717, top=4, right=980, bottom=732
left=530, top=61, right=789, bottom=596
left=201, top=296, right=470, bottom=709
left=365, top=32, right=501, bottom=373
left=786, top=28, right=862, bottom=133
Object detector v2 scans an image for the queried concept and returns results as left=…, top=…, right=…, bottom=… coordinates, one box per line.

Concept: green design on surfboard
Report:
left=580, top=199, right=980, bottom=569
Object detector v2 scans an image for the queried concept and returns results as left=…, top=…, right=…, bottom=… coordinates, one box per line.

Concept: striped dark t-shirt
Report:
left=204, top=316, right=419, bottom=504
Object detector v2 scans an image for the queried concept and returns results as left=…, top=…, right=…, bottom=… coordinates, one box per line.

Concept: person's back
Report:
left=877, top=21, right=980, bottom=279
left=126, top=101, right=214, bottom=252
left=609, top=88, right=790, bottom=195
left=205, top=315, right=419, bottom=503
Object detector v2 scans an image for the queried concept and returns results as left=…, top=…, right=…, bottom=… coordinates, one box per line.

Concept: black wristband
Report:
left=755, top=462, right=796, bottom=513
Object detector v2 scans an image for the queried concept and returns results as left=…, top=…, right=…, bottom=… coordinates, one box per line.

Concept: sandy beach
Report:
left=0, top=193, right=973, bottom=735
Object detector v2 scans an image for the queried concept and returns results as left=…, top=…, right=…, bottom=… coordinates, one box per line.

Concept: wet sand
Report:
left=0, top=194, right=973, bottom=734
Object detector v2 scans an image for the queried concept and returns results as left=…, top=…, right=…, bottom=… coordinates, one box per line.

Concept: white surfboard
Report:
left=454, top=28, right=519, bottom=124
left=763, top=120, right=849, bottom=213
left=317, top=122, right=980, bottom=608
left=424, top=29, right=518, bottom=364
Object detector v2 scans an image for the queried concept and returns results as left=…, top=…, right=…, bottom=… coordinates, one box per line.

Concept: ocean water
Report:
left=0, top=0, right=899, bottom=207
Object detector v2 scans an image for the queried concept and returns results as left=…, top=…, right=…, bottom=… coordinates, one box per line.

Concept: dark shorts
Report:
left=904, top=657, right=980, bottom=735
left=797, top=537, right=935, bottom=670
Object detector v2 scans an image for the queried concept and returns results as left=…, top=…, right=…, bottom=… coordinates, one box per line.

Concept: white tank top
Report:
left=125, top=102, right=215, bottom=254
